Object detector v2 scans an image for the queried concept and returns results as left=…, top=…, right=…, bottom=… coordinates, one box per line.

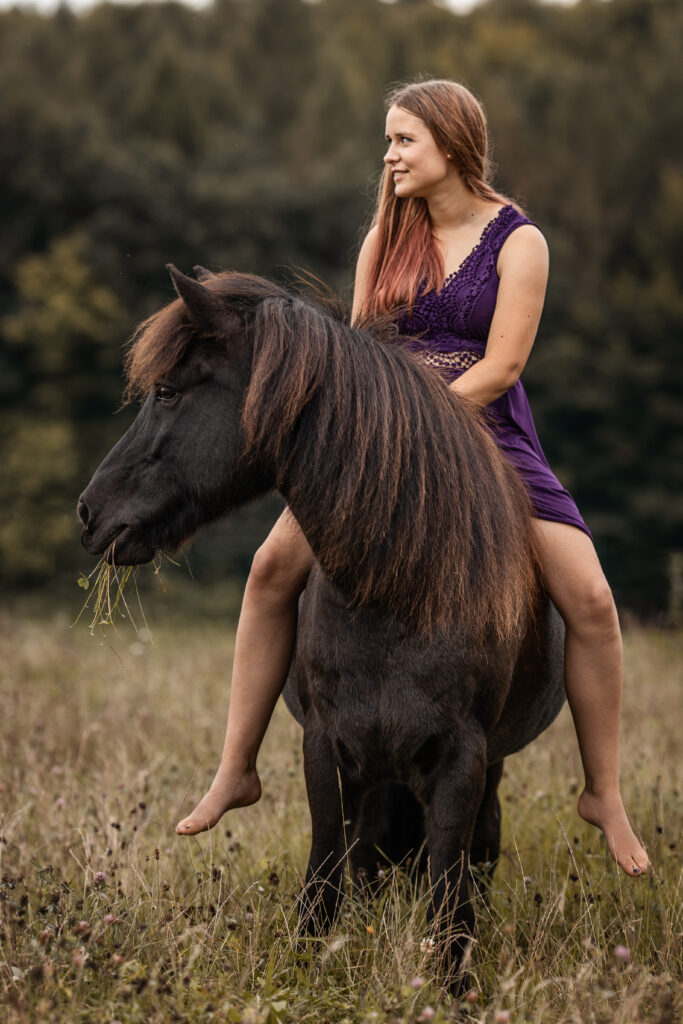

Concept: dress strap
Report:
left=488, top=207, right=541, bottom=257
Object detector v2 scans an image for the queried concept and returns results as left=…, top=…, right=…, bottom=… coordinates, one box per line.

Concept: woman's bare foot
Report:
left=175, top=763, right=262, bottom=835
left=578, top=789, right=649, bottom=876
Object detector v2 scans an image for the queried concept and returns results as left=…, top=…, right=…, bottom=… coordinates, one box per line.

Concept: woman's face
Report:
left=384, top=105, right=453, bottom=199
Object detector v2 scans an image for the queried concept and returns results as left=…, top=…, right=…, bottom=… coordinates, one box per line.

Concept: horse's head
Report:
left=78, top=266, right=273, bottom=565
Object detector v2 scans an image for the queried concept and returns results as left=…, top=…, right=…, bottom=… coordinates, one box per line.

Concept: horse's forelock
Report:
left=123, top=272, right=291, bottom=402
left=124, top=300, right=193, bottom=402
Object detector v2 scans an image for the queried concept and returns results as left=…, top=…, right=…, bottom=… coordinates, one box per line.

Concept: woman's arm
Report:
left=351, top=225, right=380, bottom=324
left=449, top=224, right=549, bottom=406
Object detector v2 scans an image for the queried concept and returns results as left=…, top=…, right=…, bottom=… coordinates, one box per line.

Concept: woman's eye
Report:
left=156, top=385, right=178, bottom=403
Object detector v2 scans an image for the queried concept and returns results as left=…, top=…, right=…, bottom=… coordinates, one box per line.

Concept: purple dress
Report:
left=400, top=204, right=591, bottom=537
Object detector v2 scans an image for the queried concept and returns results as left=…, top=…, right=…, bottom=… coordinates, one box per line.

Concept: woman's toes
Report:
left=632, top=853, right=650, bottom=875
left=175, top=801, right=219, bottom=835
left=175, top=817, right=205, bottom=835
left=613, top=840, right=649, bottom=876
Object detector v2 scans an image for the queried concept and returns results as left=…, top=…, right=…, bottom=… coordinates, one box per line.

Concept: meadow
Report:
left=0, top=590, right=680, bottom=1023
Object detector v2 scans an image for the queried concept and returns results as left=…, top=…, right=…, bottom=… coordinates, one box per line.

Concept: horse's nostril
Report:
left=77, top=497, right=90, bottom=528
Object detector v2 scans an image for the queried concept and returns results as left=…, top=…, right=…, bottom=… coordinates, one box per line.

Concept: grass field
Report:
left=0, top=597, right=681, bottom=1023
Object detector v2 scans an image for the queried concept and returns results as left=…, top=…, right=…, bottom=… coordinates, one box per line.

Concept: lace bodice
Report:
left=399, top=205, right=537, bottom=374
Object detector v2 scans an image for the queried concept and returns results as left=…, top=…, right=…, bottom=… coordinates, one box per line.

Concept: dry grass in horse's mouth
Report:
left=74, top=559, right=138, bottom=634
left=73, top=558, right=162, bottom=636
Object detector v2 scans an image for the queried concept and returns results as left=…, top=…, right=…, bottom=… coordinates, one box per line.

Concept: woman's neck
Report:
left=425, top=177, right=496, bottom=234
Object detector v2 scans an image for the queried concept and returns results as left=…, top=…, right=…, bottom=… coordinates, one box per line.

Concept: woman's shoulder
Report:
left=354, top=225, right=381, bottom=281
left=497, top=216, right=549, bottom=279
left=353, top=225, right=382, bottom=322
left=498, top=206, right=548, bottom=255
left=358, top=224, right=381, bottom=259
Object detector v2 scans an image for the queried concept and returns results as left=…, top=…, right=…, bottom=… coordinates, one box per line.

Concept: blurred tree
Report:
left=4, top=232, right=127, bottom=414
left=1, top=233, right=130, bottom=583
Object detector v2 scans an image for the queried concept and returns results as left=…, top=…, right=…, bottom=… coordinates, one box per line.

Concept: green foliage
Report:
left=0, top=0, right=681, bottom=612
left=1, top=233, right=130, bottom=583
left=4, top=232, right=126, bottom=380
left=0, top=417, right=78, bottom=580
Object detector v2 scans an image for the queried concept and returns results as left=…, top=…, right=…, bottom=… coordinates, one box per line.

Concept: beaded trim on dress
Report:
left=420, top=349, right=482, bottom=374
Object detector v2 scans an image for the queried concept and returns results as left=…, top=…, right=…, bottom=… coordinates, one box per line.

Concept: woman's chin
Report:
left=393, top=180, right=423, bottom=200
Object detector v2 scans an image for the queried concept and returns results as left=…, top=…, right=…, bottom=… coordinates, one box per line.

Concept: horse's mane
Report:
left=126, top=271, right=538, bottom=645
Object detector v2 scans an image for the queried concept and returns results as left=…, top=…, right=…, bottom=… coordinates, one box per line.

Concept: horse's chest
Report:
left=295, top=588, right=481, bottom=780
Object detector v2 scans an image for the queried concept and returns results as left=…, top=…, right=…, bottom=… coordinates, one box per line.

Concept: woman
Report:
left=176, top=79, right=648, bottom=878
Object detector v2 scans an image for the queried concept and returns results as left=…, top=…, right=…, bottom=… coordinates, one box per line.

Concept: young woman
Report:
left=176, top=79, right=649, bottom=878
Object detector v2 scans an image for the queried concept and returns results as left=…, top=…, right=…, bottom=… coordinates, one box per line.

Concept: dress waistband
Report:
left=403, top=335, right=487, bottom=355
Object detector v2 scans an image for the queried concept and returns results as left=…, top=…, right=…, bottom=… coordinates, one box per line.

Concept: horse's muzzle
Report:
left=80, top=524, right=157, bottom=565
left=78, top=495, right=156, bottom=565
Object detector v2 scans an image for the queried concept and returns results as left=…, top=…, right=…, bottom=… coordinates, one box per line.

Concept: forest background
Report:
left=1, top=0, right=681, bottom=618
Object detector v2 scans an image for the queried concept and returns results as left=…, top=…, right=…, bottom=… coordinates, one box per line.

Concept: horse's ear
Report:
left=167, top=264, right=233, bottom=333
left=193, top=265, right=214, bottom=282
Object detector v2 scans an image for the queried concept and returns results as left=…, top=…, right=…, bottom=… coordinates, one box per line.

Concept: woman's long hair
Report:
left=363, top=79, right=522, bottom=319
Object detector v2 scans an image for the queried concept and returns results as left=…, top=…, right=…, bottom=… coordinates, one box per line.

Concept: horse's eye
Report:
left=155, top=385, right=178, bottom=403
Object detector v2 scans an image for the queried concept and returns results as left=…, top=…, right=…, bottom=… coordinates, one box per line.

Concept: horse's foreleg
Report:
left=424, top=728, right=487, bottom=992
left=469, top=759, right=504, bottom=894
left=299, top=715, right=356, bottom=935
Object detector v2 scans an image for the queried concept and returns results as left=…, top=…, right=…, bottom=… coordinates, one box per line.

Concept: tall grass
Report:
left=0, top=607, right=680, bottom=1022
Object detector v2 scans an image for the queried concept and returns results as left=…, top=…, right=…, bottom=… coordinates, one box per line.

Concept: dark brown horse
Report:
left=78, top=266, right=565, bottom=989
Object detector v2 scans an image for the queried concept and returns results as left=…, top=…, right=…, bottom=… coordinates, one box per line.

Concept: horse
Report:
left=78, top=265, right=566, bottom=989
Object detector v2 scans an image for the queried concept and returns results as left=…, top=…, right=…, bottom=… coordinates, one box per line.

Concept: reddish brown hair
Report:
left=363, top=79, right=522, bottom=319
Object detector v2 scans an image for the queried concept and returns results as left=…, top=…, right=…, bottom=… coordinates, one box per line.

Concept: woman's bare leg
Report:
left=532, top=519, right=649, bottom=876
left=176, top=510, right=314, bottom=835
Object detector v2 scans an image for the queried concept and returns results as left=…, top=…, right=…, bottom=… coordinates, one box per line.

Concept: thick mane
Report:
left=239, top=279, right=538, bottom=646
left=126, top=270, right=537, bottom=645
